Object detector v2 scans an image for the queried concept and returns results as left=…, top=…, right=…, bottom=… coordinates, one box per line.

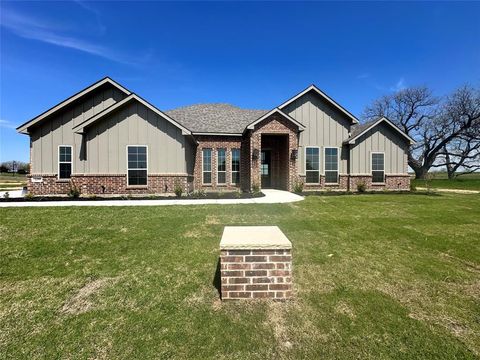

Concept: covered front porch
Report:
left=245, top=109, right=304, bottom=192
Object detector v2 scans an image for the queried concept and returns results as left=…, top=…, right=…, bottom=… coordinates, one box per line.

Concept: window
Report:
left=231, top=149, right=240, bottom=185
left=202, top=148, right=212, bottom=184
left=305, top=147, right=320, bottom=183
left=217, top=148, right=226, bottom=184
left=58, top=146, right=72, bottom=179
left=127, top=146, right=147, bottom=186
left=324, top=148, right=339, bottom=184
left=372, top=153, right=385, bottom=183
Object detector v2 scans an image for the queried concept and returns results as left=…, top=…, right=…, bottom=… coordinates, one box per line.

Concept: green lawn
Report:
left=1, top=193, right=479, bottom=359
left=412, top=172, right=480, bottom=191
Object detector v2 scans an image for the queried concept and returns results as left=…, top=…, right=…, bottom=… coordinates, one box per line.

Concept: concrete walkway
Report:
left=0, top=189, right=304, bottom=208
left=416, top=187, right=479, bottom=194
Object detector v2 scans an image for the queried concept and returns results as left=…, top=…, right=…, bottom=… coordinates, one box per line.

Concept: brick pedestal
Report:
left=220, top=226, right=292, bottom=300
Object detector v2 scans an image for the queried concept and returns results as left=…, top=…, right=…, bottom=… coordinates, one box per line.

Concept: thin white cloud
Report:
left=0, top=120, right=17, bottom=129
left=73, top=0, right=106, bottom=35
left=0, top=8, right=142, bottom=65
left=357, top=73, right=370, bottom=80
left=390, top=77, right=406, bottom=92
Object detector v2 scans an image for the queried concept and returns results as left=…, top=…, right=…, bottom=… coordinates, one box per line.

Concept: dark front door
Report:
left=261, top=150, right=271, bottom=188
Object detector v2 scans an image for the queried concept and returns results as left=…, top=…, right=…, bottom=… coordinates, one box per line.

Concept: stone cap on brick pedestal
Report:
left=220, top=226, right=292, bottom=250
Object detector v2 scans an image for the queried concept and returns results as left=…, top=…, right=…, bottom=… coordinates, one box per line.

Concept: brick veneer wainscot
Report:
left=27, top=174, right=193, bottom=195
left=220, top=249, right=292, bottom=300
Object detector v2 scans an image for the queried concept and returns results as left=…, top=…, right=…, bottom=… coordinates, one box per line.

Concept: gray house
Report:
left=17, top=77, right=413, bottom=195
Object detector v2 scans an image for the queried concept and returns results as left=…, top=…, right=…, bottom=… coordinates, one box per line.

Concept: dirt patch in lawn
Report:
left=61, top=277, right=118, bottom=315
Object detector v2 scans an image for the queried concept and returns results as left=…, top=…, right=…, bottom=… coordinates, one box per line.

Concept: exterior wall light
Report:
left=252, top=149, right=259, bottom=160
left=291, top=149, right=298, bottom=160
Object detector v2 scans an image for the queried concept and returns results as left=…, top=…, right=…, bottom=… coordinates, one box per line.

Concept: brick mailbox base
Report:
left=220, top=226, right=292, bottom=300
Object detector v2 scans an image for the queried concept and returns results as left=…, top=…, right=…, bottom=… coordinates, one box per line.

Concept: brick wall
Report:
left=349, top=174, right=410, bottom=191
left=193, top=135, right=244, bottom=191
left=250, top=115, right=299, bottom=192
left=27, top=174, right=193, bottom=196
left=220, top=249, right=292, bottom=300
left=300, top=174, right=350, bottom=191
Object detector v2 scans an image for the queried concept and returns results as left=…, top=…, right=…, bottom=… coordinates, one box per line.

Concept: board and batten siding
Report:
left=85, top=101, right=194, bottom=175
left=30, top=84, right=127, bottom=174
left=349, top=122, right=408, bottom=174
left=281, top=91, right=351, bottom=174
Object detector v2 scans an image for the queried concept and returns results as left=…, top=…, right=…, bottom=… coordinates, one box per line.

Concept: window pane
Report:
left=232, top=171, right=240, bottom=185
left=59, top=163, right=71, bottom=179
left=372, top=153, right=384, bottom=171
left=306, top=171, right=319, bottom=183
left=306, top=147, right=319, bottom=171
left=203, top=149, right=212, bottom=172
left=128, top=146, right=147, bottom=169
left=325, top=148, right=338, bottom=171
left=217, top=149, right=226, bottom=172
left=203, top=172, right=211, bottom=184
left=218, top=172, right=226, bottom=184
left=325, top=171, right=338, bottom=183
left=128, top=170, right=147, bottom=185
left=59, top=146, right=72, bottom=162
left=372, top=171, right=384, bottom=183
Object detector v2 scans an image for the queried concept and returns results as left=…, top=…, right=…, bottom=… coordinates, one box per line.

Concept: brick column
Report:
left=220, top=226, right=293, bottom=300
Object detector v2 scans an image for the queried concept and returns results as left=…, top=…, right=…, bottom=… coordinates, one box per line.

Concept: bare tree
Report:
left=433, top=86, right=480, bottom=178
left=363, top=85, right=480, bottom=179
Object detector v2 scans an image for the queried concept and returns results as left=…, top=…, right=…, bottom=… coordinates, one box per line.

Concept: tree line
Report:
left=0, top=161, right=30, bottom=174
left=363, top=84, right=480, bottom=179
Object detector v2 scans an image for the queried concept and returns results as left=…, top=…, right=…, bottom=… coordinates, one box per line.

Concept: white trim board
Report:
left=278, top=84, right=359, bottom=124
left=348, top=117, right=415, bottom=145
left=17, top=77, right=131, bottom=134
left=72, top=94, right=192, bottom=135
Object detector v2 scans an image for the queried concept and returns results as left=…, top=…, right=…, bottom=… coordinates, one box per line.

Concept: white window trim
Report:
left=324, top=147, right=340, bottom=184
left=126, top=145, right=148, bottom=186
left=202, top=148, right=212, bottom=185
left=58, top=145, right=73, bottom=180
left=231, top=148, right=241, bottom=185
left=371, top=151, right=385, bottom=184
left=217, top=148, right=227, bottom=185
left=304, top=146, right=320, bottom=184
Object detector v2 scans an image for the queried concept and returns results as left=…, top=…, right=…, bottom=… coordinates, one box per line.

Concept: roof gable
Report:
left=278, top=85, right=359, bottom=124
left=72, top=94, right=191, bottom=135
left=245, top=108, right=305, bottom=131
left=347, top=117, right=415, bottom=145
left=17, top=77, right=131, bottom=134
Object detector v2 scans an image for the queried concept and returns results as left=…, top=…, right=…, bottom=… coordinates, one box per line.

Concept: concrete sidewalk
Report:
left=416, top=187, right=479, bottom=194
left=0, top=189, right=304, bottom=207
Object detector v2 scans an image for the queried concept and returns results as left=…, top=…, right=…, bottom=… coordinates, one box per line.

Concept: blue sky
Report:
left=1, top=1, right=479, bottom=162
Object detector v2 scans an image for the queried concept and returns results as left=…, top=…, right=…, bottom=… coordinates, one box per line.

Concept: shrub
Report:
left=3, top=192, right=10, bottom=199
left=356, top=181, right=367, bottom=193
left=174, top=182, right=183, bottom=197
left=193, top=189, right=206, bottom=198
left=67, top=183, right=80, bottom=198
left=24, top=193, right=34, bottom=200
left=251, top=183, right=260, bottom=194
left=293, top=181, right=304, bottom=193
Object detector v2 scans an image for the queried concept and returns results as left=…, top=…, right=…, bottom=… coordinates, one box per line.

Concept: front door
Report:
left=261, top=150, right=271, bottom=188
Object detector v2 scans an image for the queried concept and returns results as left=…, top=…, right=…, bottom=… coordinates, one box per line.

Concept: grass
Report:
left=0, top=173, right=27, bottom=192
left=412, top=172, right=480, bottom=191
left=1, top=193, right=479, bottom=359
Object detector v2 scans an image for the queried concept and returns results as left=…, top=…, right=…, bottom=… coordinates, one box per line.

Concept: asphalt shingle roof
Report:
left=349, top=120, right=377, bottom=138
left=165, top=103, right=268, bottom=134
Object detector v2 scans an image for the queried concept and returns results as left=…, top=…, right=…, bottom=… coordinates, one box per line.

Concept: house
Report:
left=17, top=77, right=413, bottom=196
